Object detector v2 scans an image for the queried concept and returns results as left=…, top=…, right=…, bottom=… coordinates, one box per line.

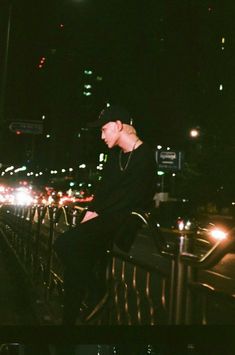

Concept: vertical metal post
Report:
left=184, top=264, right=193, bottom=324
left=45, top=206, right=55, bottom=301
left=174, top=235, right=186, bottom=324
left=0, top=2, right=12, bottom=128
left=168, top=258, right=176, bottom=324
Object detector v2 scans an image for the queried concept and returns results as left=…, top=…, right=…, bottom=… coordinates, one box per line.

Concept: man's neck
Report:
left=120, top=135, right=142, bottom=153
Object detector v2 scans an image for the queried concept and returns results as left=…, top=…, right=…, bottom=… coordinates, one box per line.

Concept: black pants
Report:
left=54, top=214, right=124, bottom=324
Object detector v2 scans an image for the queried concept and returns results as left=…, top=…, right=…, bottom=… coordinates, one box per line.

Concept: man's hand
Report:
left=80, top=210, right=99, bottom=223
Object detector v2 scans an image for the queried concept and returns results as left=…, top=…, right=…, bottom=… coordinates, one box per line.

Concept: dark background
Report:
left=0, top=0, right=235, bottom=201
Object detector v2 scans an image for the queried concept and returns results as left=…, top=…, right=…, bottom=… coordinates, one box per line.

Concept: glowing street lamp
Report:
left=189, top=128, right=200, bottom=138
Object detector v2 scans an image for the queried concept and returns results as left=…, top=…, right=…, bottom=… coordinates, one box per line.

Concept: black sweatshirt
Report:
left=89, top=142, right=156, bottom=216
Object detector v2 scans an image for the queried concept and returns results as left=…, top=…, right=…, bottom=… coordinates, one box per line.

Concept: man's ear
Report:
left=116, top=120, right=123, bottom=131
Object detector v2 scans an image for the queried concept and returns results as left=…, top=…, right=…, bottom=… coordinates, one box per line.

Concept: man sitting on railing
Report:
left=54, top=105, right=156, bottom=325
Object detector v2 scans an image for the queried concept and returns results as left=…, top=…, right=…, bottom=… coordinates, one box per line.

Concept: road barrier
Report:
left=0, top=204, right=235, bottom=325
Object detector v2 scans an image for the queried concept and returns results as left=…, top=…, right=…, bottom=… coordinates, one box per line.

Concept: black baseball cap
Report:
left=88, top=105, right=133, bottom=127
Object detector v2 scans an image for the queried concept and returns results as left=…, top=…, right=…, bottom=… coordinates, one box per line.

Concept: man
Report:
left=54, top=105, right=156, bottom=325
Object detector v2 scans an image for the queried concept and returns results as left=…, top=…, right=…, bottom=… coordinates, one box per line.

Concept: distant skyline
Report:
left=0, top=0, right=235, bottom=165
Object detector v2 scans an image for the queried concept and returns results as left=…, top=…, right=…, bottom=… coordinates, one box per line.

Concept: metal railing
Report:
left=0, top=204, right=235, bottom=325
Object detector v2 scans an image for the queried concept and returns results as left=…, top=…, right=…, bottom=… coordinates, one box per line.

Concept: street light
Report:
left=189, top=128, right=200, bottom=138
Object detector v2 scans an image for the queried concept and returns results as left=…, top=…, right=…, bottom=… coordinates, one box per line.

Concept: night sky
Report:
left=1, top=0, right=235, bottom=167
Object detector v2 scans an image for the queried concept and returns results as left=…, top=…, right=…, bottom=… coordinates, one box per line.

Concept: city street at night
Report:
left=1, top=0, right=235, bottom=353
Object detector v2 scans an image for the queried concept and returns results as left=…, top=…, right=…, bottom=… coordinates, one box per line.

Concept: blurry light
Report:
left=14, top=190, right=33, bottom=205
left=210, top=228, right=227, bottom=240
left=39, top=172, right=43, bottom=175
left=38, top=64, right=43, bottom=68
left=69, top=182, right=75, bottom=187
left=172, top=173, right=176, bottom=177
left=79, top=164, right=86, bottom=168
left=46, top=134, right=50, bottom=138
left=69, top=168, right=73, bottom=172
left=106, top=102, right=110, bottom=107
left=221, top=46, right=224, bottom=50
left=14, top=166, right=27, bottom=173
left=1, top=172, right=5, bottom=176
left=83, top=91, right=92, bottom=96
left=16, top=130, right=21, bottom=135
left=5, top=166, right=14, bottom=172
left=99, top=153, right=104, bottom=162
left=84, top=69, right=92, bottom=75
left=60, top=23, right=64, bottom=28
left=190, top=129, right=200, bottom=138
left=166, top=147, right=170, bottom=150
left=157, top=171, right=164, bottom=176
left=35, top=173, right=39, bottom=177
left=219, top=84, right=223, bottom=91
left=232, top=202, right=235, bottom=206
left=96, top=76, right=103, bottom=81
left=42, top=115, right=46, bottom=120
left=10, top=172, right=13, bottom=175
left=185, top=220, right=192, bottom=230
left=157, top=145, right=162, bottom=149
left=178, top=220, right=184, bottom=231
left=84, top=84, right=92, bottom=89
left=61, top=169, right=66, bottom=173
left=88, top=183, right=91, bottom=187
left=221, top=37, right=225, bottom=43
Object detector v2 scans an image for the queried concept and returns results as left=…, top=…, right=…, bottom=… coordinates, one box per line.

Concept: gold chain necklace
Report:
left=119, top=138, right=139, bottom=172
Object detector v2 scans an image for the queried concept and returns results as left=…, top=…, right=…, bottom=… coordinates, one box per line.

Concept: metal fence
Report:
left=0, top=204, right=235, bottom=325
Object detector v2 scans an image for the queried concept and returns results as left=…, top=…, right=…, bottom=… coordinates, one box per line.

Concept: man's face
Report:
left=101, top=121, right=120, bottom=148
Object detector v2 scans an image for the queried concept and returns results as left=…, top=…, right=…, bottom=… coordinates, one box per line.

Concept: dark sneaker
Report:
left=80, top=292, right=109, bottom=323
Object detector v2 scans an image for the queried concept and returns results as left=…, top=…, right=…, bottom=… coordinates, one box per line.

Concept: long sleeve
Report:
left=89, top=143, right=156, bottom=215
